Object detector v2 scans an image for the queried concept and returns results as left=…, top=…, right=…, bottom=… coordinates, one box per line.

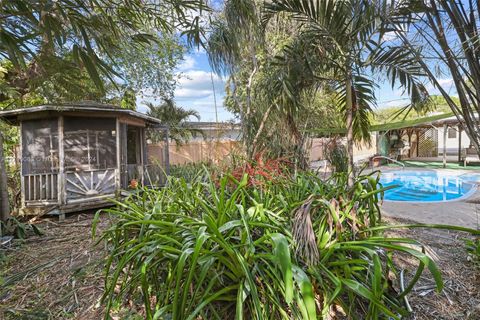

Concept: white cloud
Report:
left=382, top=31, right=397, bottom=42
left=427, top=78, right=454, bottom=91
left=380, top=99, right=410, bottom=108
left=437, top=78, right=454, bottom=86
left=178, top=55, right=196, bottom=71
left=175, top=88, right=213, bottom=99
left=175, top=70, right=225, bottom=99
left=193, top=46, right=206, bottom=55
left=190, top=97, right=233, bottom=122
left=191, top=100, right=222, bottom=108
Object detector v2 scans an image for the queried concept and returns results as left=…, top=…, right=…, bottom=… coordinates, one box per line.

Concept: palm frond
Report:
left=207, top=20, right=241, bottom=76
left=336, top=75, right=376, bottom=142
left=368, top=44, right=430, bottom=112
left=145, top=99, right=202, bottom=144
left=1, top=0, right=209, bottom=93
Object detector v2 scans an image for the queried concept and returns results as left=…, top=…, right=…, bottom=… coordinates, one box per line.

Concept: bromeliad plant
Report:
left=95, top=170, right=443, bottom=319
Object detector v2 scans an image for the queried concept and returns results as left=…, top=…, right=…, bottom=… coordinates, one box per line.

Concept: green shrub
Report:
left=169, top=162, right=212, bottom=181
left=95, top=170, right=443, bottom=319
left=324, top=143, right=348, bottom=173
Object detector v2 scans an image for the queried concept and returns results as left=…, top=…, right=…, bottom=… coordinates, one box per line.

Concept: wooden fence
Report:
left=307, top=135, right=377, bottom=163
left=148, top=135, right=377, bottom=167
left=148, top=140, right=242, bottom=166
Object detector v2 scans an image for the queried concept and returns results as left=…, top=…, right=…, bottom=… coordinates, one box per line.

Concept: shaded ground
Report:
left=386, top=217, right=480, bottom=320
left=0, top=214, right=478, bottom=319
left=0, top=213, right=109, bottom=319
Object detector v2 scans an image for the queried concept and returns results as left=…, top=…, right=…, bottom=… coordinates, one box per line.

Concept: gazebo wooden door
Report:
left=63, top=116, right=117, bottom=203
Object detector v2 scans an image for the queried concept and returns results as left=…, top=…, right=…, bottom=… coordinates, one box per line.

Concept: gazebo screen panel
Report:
left=64, top=117, right=116, bottom=171
left=21, top=118, right=59, bottom=175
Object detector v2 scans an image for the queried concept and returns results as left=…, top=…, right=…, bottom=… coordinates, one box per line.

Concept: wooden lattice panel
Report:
left=417, top=128, right=438, bottom=157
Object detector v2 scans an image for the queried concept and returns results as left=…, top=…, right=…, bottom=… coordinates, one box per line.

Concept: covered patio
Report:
left=373, top=113, right=479, bottom=167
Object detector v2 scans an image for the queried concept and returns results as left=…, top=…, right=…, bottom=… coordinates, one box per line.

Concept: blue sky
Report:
left=136, top=48, right=232, bottom=122
left=163, top=48, right=454, bottom=122
left=172, top=49, right=232, bottom=122
left=136, top=40, right=456, bottom=123
left=132, top=0, right=458, bottom=124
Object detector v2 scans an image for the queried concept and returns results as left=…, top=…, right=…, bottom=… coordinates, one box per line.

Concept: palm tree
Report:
left=207, top=0, right=263, bottom=158
left=392, top=0, right=480, bottom=156
left=145, top=100, right=203, bottom=145
left=0, top=0, right=209, bottom=219
left=265, top=0, right=428, bottom=185
left=208, top=0, right=321, bottom=167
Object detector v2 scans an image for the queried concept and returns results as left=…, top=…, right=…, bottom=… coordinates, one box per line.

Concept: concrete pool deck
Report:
left=374, top=166, right=480, bottom=228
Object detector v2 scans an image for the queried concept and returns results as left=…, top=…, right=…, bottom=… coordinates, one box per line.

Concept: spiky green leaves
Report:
left=97, top=170, right=445, bottom=319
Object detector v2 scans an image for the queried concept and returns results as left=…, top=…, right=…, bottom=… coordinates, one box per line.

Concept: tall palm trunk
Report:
left=0, top=132, right=10, bottom=222
left=345, top=74, right=355, bottom=187
left=286, top=112, right=308, bottom=169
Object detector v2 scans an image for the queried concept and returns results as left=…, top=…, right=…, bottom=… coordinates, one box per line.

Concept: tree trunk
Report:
left=244, top=36, right=259, bottom=159
left=286, top=112, right=308, bottom=170
left=251, top=104, right=274, bottom=156
left=245, top=64, right=259, bottom=159
left=0, top=132, right=10, bottom=222
left=345, top=75, right=355, bottom=187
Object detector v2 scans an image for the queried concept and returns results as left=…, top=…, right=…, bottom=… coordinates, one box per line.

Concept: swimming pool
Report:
left=380, top=170, right=477, bottom=202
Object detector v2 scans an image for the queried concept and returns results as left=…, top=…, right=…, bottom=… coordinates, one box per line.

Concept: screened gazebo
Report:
left=0, top=103, right=168, bottom=219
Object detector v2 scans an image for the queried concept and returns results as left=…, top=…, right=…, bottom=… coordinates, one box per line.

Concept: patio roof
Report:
left=370, top=112, right=455, bottom=132
left=306, top=112, right=456, bottom=135
left=0, top=102, right=163, bottom=126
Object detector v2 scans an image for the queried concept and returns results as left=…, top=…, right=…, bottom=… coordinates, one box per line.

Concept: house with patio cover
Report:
left=373, top=113, right=479, bottom=166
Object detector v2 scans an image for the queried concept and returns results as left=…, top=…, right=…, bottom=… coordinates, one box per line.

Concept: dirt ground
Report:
left=0, top=213, right=108, bottom=320
left=386, top=218, right=480, bottom=320
left=0, top=214, right=478, bottom=320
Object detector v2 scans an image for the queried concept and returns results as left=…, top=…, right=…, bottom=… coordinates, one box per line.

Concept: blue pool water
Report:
left=380, top=171, right=476, bottom=202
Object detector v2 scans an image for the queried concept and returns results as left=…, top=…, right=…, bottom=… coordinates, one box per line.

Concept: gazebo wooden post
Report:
left=0, top=132, right=10, bottom=222
left=407, top=131, right=412, bottom=158
left=458, top=125, right=462, bottom=163
left=165, top=125, right=170, bottom=176
left=140, top=127, right=146, bottom=185
left=115, top=117, right=121, bottom=195
left=416, top=129, right=420, bottom=157
left=0, top=104, right=164, bottom=218
left=57, top=116, right=65, bottom=220
left=443, top=124, right=448, bottom=168
left=19, top=122, right=25, bottom=210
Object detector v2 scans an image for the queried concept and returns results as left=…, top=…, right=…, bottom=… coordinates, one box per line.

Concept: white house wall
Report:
left=436, top=126, right=471, bottom=155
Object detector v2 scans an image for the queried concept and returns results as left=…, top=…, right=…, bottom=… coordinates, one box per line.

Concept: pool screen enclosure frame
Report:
left=0, top=104, right=169, bottom=218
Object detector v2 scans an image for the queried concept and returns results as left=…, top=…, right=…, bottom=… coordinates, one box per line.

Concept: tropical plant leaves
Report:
left=96, top=169, right=448, bottom=319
